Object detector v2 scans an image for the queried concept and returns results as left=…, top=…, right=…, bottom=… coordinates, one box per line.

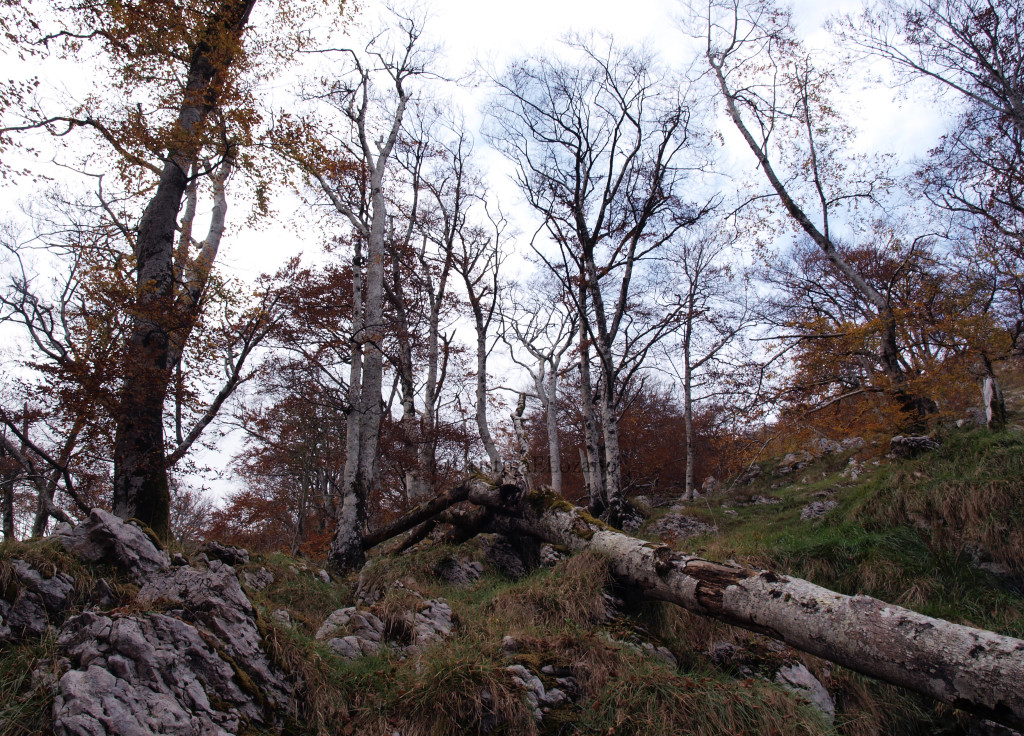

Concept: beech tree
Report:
left=661, top=225, right=755, bottom=500
left=500, top=278, right=578, bottom=493
left=700, top=0, right=942, bottom=425
left=835, top=0, right=1024, bottom=250
left=487, top=36, right=713, bottom=526
left=281, top=8, right=432, bottom=570
left=0, top=0, right=321, bottom=539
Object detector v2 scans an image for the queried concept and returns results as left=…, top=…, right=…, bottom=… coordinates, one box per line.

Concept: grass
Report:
left=0, top=636, right=58, bottom=736
left=4, top=424, right=1022, bottom=736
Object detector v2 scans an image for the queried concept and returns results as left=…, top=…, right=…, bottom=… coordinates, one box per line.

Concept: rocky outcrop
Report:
left=16, top=510, right=295, bottom=736
left=648, top=514, right=718, bottom=541
left=315, top=594, right=455, bottom=660
left=800, top=500, right=838, bottom=521
left=55, top=509, right=170, bottom=583
left=54, top=611, right=264, bottom=736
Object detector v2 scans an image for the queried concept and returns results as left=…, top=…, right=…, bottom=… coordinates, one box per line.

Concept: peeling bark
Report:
left=486, top=491, right=1024, bottom=730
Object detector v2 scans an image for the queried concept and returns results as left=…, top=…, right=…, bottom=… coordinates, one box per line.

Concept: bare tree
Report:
left=487, top=35, right=712, bottom=525
left=286, top=8, right=433, bottom=570
left=700, top=0, right=935, bottom=423
left=500, top=278, right=578, bottom=493
left=661, top=225, right=755, bottom=499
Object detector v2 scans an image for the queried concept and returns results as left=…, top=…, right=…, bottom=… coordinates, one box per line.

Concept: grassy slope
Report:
left=2, top=427, right=1023, bottom=736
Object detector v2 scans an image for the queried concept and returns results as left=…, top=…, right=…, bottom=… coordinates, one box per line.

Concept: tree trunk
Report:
left=543, top=367, right=563, bottom=493
left=365, top=478, right=1024, bottom=729
left=683, top=360, right=696, bottom=501
left=480, top=486, right=1024, bottom=731
left=578, top=327, right=606, bottom=516
left=1, top=454, right=15, bottom=541
left=598, top=381, right=625, bottom=527
left=112, top=0, right=256, bottom=541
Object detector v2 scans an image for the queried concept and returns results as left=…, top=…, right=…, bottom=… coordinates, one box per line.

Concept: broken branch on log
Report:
left=367, top=480, right=1024, bottom=730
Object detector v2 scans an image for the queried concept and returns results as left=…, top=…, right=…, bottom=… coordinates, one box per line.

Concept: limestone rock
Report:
left=800, top=500, right=838, bottom=521
left=775, top=662, right=835, bottom=723
left=241, top=567, right=274, bottom=591
left=889, top=435, right=940, bottom=459
left=506, top=664, right=567, bottom=719
left=11, top=559, right=76, bottom=614
left=0, top=598, right=11, bottom=642
left=137, top=560, right=290, bottom=709
left=777, top=451, right=814, bottom=475
left=433, top=556, right=484, bottom=587
left=200, top=541, right=250, bottom=567
left=412, top=599, right=453, bottom=644
left=316, top=607, right=385, bottom=658
left=53, top=611, right=260, bottom=736
left=56, top=509, right=169, bottom=583
left=649, top=514, right=718, bottom=541
left=737, top=465, right=762, bottom=485
left=7, top=590, right=49, bottom=638
left=482, top=534, right=538, bottom=580
left=539, top=544, right=567, bottom=567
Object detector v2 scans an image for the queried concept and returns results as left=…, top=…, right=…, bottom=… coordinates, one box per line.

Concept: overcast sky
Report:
left=0, top=0, right=955, bottom=499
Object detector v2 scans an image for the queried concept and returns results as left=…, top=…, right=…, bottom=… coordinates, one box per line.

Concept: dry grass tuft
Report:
left=486, top=548, right=611, bottom=632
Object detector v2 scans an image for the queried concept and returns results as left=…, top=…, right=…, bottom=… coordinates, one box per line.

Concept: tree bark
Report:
left=112, top=0, right=256, bottom=540
left=483, top=487, right=1024, bottom=731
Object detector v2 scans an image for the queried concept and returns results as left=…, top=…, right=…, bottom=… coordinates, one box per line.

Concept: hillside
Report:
left=2, top=424, right=1023, bottom=736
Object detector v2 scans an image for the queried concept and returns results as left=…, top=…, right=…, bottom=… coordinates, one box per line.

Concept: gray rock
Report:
left=137, top=560, right=289, bottom=710
left=11, top=559, right=76, bottom=614
left=434, top=557, right=484, bottom=586
left=200, top=541, right=249, bottom=567
left=317, top=569, right=330, bottom=584
left=800, top=500, right=838, bottom=521
left=412, top=599, right=453, bottom=644
left=649, top=514, right=718, bottom=541
left=56, top=509, right=170, bottom=583
left=241, top=567, right=274, bottom=591
left=7, top=590, right=49, bottom=638
left=539, top=544, right=567, bottom=567
left=53, top=611, right=257, bottom=736
left=775, top=662, right=835, bottom=723
left=325, top=635, right=380, bottom=659
left=315, top=607, right=385, bottom=645
left=483, top=535, right=535, bottom=580
left=737, top=465, right=762, bottom=485
left=0, top=598, right=11, bottom=642
left=889, top=435, right=940, bottom=459
left=777, top=451, right=814, bottom=475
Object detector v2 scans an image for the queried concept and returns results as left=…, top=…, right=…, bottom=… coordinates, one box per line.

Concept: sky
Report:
left=0, top=0, right=955, bottom=501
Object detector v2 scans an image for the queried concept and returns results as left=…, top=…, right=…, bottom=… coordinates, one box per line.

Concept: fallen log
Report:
left=409, top=481, right=1024, bottom=730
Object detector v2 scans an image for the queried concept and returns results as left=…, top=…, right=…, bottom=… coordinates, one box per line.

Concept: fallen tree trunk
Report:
left=386, top=480, right=1024, bottom=729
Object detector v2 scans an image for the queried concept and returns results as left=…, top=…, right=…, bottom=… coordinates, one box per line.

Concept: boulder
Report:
left=53, top=611, right=261, bottom=736
left=11, top=559, right=76, bottom=614
left=241, top=567, right=274, bottom=591
left=200, top=541, right=250, bottom=567
left=433, top=556, right=484, bottom=587
left=776, top=451, right=814, bottom=475
left=138, top=560, right=290, bottom=708
left=737, top=465, right=762, bottom=485
left=775, top=662, right=835, bottom=723
left=55, top=509, right=169, bottom=583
